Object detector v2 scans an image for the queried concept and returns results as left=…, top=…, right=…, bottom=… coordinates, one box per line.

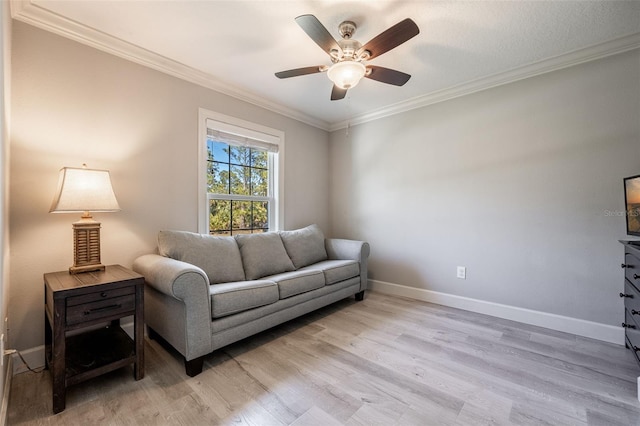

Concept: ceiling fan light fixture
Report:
left=327, top=61, right=366, bottom=90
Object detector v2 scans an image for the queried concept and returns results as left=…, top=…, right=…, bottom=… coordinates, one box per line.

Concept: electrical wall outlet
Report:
left=457, top=266, right=466, bottom=279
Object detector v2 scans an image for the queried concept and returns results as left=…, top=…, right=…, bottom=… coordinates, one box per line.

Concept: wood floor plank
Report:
left=397, top=331, right=637, bottom=418
left=290, top=406, right=342, bottom=426
left=7, top=292, right=640, bottom=425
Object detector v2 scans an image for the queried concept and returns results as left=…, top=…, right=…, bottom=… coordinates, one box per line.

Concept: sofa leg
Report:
left=355, top=290, right=365, bottom=301
left=185, top=356, right=205, bottom=377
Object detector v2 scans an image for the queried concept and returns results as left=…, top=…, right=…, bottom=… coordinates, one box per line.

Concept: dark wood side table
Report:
left=44, top=264, right=144, bottom=414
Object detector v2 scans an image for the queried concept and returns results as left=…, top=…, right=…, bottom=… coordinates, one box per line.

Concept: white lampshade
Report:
left=327, top=61, right=366, bottom=90
left=50, top=166, right=120, bottom=213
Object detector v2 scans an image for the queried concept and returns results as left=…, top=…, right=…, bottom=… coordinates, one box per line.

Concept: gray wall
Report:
left=330, top=49, right=640, bottom=327
left=9, top=21, right=329, bottom=354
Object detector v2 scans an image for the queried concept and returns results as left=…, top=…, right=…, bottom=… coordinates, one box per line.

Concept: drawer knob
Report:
left=620, top=293, right=633, bottom=298
left=633, top=310, right=640, bottom=316
left=622, top=322, right=637, bottom=329
left=100, top=292, right=108, bottom=298
left=622, top=263, right=631, bottom=268
left=635, top=274, right=640, bottom=280
left=634, top=346, right=640, bottom=352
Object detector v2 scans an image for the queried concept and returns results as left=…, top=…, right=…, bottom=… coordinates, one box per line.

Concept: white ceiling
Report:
left=11, top=0, right=640, bottom=130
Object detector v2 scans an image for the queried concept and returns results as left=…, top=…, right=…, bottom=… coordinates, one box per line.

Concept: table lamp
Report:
left=49, top=164, right=120, bottom=274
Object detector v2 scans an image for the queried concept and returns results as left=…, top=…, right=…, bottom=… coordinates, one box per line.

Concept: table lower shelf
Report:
left=64, top=326, right=136, bottom=386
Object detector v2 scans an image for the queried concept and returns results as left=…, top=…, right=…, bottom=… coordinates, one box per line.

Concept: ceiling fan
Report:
left=275, top=15, right=420, bottom=101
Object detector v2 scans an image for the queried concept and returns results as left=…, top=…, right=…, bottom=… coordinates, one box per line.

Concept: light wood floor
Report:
left=7, top=292, right=640, bottom=425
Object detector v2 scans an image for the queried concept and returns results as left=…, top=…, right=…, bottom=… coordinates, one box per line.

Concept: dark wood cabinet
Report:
left=44, top=265, right=144, bottom=414
left=621, top=241, right=640, bottom=366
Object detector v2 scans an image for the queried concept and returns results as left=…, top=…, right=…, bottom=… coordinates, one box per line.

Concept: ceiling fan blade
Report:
left=275, top=66, right=325, bottom=79
left=295, top=14, right=342, bottom=56
left=331, top=85, right=348, bottom=101
left=357, top=18, right=419, bottom=60
left=365, top=66, right=411, bottom=86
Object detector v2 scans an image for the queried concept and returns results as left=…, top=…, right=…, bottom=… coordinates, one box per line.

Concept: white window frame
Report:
left=198, top=108, right=284, bottom=234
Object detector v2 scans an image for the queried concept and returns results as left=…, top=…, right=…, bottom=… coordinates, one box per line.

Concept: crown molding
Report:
left=329, top=31, right=640, bottom=131
left=10, top=1, right=640, bottom=134
left=10, top=0, right=331, bottom=131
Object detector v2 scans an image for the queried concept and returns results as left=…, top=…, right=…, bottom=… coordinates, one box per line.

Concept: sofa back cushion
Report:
left=235, top=232, right=295, bottom=280
left=158, top=230, right=245, bottom=284
left=279, top=224, right=328, bottom=269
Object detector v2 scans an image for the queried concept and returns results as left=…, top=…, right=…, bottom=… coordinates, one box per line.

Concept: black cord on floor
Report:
left=6, top=350, right=45, bottom=374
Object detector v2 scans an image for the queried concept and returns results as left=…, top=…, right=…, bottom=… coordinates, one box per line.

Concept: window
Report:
left=198, top=109, right=284, bottom=235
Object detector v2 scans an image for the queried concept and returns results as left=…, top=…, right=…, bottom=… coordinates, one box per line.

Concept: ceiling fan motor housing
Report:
left=338, top=21, right=357, bottom=39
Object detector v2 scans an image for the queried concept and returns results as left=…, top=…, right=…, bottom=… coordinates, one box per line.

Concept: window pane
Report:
left=210, top=140, right=229, bottom=163
left=207, top=139, right=215, bottom=161
left=207, top=162, right=214, bottom=193
left=251, top=168, right=268, bottom=196
left=232, top=201, right=252, bottom=232
left=252, top=201, right=269, bottom=231
left=209, top=199, right=231, bottom=235
left=229, top=145, right=251, bottom=166
left=209, top=161, right=229, bottom=194
left=252, top=149, right=268, bottom=169
left=230, top=165, right=250, bottom=195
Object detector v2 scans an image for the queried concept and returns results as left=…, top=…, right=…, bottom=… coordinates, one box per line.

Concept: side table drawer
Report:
left=67, top=286, right=135, bottom=307
left=66, top=294, right=136, bottom=325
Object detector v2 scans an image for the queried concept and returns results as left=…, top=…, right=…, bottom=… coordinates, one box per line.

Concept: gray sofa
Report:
left=132, top=224, right=370, bottom=376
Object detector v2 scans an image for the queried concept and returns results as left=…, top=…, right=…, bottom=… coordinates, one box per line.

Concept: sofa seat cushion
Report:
left=235, top=232, right=295, bottom=280
left=264, top=270, right=325, bottom=299
left=209, top=280, right=278, bottom=319
left=158, top=230, right=245, bottom=284
left=210, top=276, right=361, bottom=335
left=279, top=224, right=328, bottom=269
left=299, top=260, right=360, bottom=285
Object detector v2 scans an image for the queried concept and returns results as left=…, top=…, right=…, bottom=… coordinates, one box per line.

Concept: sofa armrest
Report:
left=133, top=254, right=210, bottom=300
left=132, top=254, right=212, bottom=359
left=325, top=238, right=370, bottom=262
left=325, top=239, right=370, bottom=291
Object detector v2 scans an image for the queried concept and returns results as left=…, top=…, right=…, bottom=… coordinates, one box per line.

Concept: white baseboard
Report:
left=369, top=279, right=625, bottom=345
left=121, top=321, right=134, bottom=339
